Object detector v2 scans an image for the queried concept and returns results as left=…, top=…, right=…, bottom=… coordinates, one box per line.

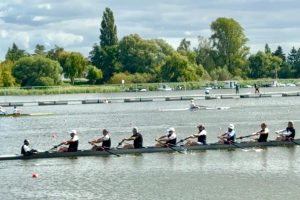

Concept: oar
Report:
left=236, top=134, right=253, bottom=140
left=176, top=137, right=190, bottom=144
left=48, top=143, right=64, bottom=151
left=99, top=147, right=120, bottom=157
left=228, top=141, right=246, bottom=150
left=116, top=139, right=125, bottom=148
left=155, top=139, right=184, bottom=154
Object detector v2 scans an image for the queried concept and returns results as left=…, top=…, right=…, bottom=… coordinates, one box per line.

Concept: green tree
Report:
left=265, top=44, right=271, bottom=54
left=177, top=38, right=191, bottom=52
left=13, top=56, right=62, bottom=86
left=0, top=61, right=17, bottom=87
left=47, top=45, right=64, bottom=60
left=210, top=17, right=249, bottom=77
left=248, top=51, right=282, bottom=78
left=89, top=7, right=119, bottom=82
left=5, top=43, right=28, bottom=62
left=273, top=46, right=286, bottom=62
left=161, top=52, right=201, bottom=82
left=195, top=36, right=217, bottom=73
left=86, top=65, right=103, bottom=84
left=63, top=52, right=87, bottom=84
left=100, top=7, right=118, bottom=47
left=34, top=44, right=46, bottom=56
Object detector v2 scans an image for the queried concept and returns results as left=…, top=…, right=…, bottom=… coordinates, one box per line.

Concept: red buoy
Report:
left=32, top=173, right=39, bottom=178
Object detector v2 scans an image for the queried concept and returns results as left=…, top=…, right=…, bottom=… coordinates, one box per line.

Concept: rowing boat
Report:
left=0, top=113, right=53, bottom=117
left=0, top=139, right=299, bottom=161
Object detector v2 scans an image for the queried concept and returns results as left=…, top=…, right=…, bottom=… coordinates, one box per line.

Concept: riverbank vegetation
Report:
left=1, top=7, right=300, bottom=91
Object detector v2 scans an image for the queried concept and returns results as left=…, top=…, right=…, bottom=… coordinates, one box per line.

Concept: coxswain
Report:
left=251, top=123, right=269, bottom=142
left=88, top=129, right=111, bottom=150
left=21, top=139, right=37, bottom=156
left=120, top=127, right=143, bottom=149
left=276, top=121, right=296, bottom=141
left=218, top=124, right=236, bottom=144
left=58, top=130, right=79, bottom=152
left=155, top=127, right=177, bottom=147
left=185, top=124, right=207, bottom=146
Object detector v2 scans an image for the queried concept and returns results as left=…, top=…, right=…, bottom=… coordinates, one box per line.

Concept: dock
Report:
left=0, top=91, right=299, bottom=107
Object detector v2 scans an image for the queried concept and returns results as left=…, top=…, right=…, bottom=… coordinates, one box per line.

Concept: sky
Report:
left=1, top=0, right=300, bottom=60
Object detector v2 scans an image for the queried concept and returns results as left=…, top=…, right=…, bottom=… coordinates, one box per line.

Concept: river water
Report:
left=0, top=87, right=300, bottom=200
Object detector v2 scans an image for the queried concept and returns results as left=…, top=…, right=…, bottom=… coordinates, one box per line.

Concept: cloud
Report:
left=1, top=0, right=300, bottom=60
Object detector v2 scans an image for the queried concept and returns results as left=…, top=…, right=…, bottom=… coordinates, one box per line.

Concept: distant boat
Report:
left=158, top=84, right=172, bottom=91
left=0, top=113, right=53, bottom=117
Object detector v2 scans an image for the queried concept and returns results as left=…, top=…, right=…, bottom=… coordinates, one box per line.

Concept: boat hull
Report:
left=0, top=139, right=299, bottom=161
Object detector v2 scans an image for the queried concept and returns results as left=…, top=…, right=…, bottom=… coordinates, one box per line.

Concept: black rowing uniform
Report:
left=97, top=135, right=111, bottom=150
left=21, top=144, right=37, bottom=156
left=133, top=132, right=143, bottom=148
left=197, top=130, right=207, bottom=145
left=257, top=128, right=269, bottom=142
left=284, top=127, right=296, bottom=140
left=166, top=132, right=177, bottom=145
left=68, top=135, right=79, bottom=152
left=224, top=130, right=236, bottom=144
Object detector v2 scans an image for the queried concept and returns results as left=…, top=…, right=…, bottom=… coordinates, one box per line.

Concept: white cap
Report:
left=70, top=130, right=77, bottom=134
left=228, top=124, right=235, bottom=130
left=167, top=127, right=175, bottom=132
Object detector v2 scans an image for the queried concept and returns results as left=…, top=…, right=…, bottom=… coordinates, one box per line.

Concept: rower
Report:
left=21, top=139, right=37, bottom=156
left=276, top=121, right=296, bottom=141
left=58, top=130, right=79, bottom=152
left=120, top=127, right=143, bottom=149
left=218, top=124, right=236, bottom=144
left=155, top=127, right=177, bottom=147
left=190, top=100, right=199, bottom=110
left=0, top=106, right=7, bottom=115
left=88, top=129, right=111, bottom=150
left=185, top=124, right=207, bottom=146
left=13, top=106, right=21, bottom=115
left=251, top=123, right=269, bottom=142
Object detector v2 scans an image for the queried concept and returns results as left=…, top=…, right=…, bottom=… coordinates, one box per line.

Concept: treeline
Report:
left=1, top=7, right=300, bottom=87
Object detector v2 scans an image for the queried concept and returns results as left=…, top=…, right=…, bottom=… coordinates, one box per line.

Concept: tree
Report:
left=34, top=44, right=46, bottom=56
left=86, top=65, right=103, bottom=84
left=273, top=46, right=286, bottom=62
left=210, top=17, right=249, bottom=77
left=248, top=51, right=282, bottom=79
left=0, top=61, right=17, bottom=87
left=161, top=52, right=201, bottom=82
left=265, top=44, right=271, bottom=54
left=100, top=7, right=118, bottom=47
left=5, top=43, right=27, bottom=62
left=177, top=38, right=191, bottom=52
left=89, top=7, right=119, bottom=82
left=13, top=56, right=62, bottom=86
left=63, top=52, right=87, bottom=84
left=47, top=45, right=64, bottom=60
left=195, top=36, right=217, bottom=73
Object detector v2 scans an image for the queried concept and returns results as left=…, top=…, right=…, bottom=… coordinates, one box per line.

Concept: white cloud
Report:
left=46, top=32, right=84, bottom=46
left=37, top=3, right=51, bottom=10
left=32, top=16, right=47, bottom=22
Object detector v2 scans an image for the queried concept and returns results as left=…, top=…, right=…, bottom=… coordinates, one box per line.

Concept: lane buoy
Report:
left=32, top=173, right=39, bottom=178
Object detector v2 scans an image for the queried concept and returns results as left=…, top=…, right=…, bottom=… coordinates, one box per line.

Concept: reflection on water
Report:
left=1, top=91, right=300, bottom=199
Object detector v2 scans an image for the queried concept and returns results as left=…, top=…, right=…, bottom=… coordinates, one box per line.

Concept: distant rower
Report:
left=251, top=123, right=269, bottom=142
left=218, top=124, right=236, bottom=144
left=276, top=121, right=296, bottom=141
left=155, top=127, right=177, bottom=147
left=13, top=106, right=21, bottom=115
left=88, top=129, right=111, bottom=150
left=185, top=124, right=207, bottom=146
left=120, top=127, right=143, bottom=149
left=0, top=106, right=7, bottom=115
left=21, top=139, right=37, bottom=156
left=58, top=130, right=79, bottom=152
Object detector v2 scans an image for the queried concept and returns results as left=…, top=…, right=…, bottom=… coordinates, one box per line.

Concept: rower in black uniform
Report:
left=276, top=121, right=296, bottom=141
left=120, top=127, right=143, bottom=149
left=251, top=123, right=269, bottom=142
left=155, top=127, right=177, bottom=147
left=58, top=130, right=79, bottom=152
left=185, top=124, right=207, bottom=146
left=88, top=129, right=111, bottom=150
